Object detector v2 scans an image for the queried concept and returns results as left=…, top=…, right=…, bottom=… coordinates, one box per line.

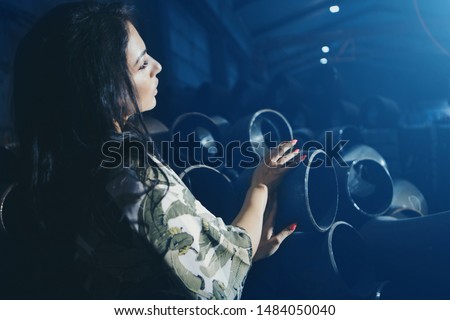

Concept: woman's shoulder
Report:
left=101, top=154, right=183, bottom=204
left=137, top=154, right=186, bottom=187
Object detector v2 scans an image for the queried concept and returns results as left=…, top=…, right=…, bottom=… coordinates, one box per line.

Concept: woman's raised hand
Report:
left=250, top=139, right=304, bottom=192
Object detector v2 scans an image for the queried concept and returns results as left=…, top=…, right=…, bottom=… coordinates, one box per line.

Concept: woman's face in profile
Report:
left=126, top=22, right=162, bottom=113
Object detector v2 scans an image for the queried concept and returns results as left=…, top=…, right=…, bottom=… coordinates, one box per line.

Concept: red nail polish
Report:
left=301, top=154, right=307, bottom=161
left=293, top=149, right=300, bottom=153
left=289, top=223, right=297, bottom=231
left=292, top=139, right=298, bottom=144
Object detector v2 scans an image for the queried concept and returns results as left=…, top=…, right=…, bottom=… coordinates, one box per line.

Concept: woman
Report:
left=9, top=1, right=301, bottom=299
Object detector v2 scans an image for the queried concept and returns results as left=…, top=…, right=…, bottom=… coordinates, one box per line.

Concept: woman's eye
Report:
left=139, top=61, right=149, bottom=70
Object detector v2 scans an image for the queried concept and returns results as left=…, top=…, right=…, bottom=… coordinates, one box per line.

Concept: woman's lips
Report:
left=154, top=78, right=159, bottom=95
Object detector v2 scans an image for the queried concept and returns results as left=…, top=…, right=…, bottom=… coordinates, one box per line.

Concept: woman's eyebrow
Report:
left=134, top=49, right=147, bottom=66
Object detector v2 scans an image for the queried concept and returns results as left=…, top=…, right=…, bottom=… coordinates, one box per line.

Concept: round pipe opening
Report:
left=306, top=150, right=339, bottom=231
left=347, top=159, right=393, bottom=216
left=249, top=110, right=293, bottom=157
left=329, top=222, right=374, bottom=297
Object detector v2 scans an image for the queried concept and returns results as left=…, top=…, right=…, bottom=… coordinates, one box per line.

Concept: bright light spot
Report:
left=329, top=5, right=340, bottom=13
left=320, top=58, right=328, bottom=64
left=322, top=46, right=330, bottom=53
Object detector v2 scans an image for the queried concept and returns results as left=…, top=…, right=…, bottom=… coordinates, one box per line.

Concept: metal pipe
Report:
left=179, top=165, right=238, bottom=224
left=277, top=149, right=338, bottom=232
left=243, top=221, right=376, bottom=299
left=359, top=211, right=450, bottom=287
left=388, top=179, right=428, bottom=218
left=234, top=149, right=338, bottom=233
left=336, top=144, right=393, bottom=224
left=170, top=112, right=230, bottom=170
left=227, top=109, right=293, bottom=170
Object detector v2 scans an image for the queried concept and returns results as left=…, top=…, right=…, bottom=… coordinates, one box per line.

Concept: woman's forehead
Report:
left=126, top=22, right=146, bottom=65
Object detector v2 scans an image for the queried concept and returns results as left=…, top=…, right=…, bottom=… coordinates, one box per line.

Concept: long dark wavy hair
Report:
left=11, top=1, right=166, bottom=295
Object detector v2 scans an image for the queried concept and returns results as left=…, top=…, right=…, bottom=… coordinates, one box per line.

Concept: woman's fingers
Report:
left=277, top=148, right=300, bottom=166
left=253, top=222, right=297, bottom=261
left=268, top=139, right=298, bottom=163
left=270, top=223, right=297, bottom=249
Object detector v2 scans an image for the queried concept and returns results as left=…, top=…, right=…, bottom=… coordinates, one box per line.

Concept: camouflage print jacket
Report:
left=74, top=157, right=253, bottom=299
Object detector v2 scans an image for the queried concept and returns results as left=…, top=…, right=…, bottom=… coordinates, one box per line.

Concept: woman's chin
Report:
left=140, top=102, right=156, bottom=113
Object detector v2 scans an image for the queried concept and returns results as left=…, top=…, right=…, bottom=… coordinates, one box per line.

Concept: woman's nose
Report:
left=151, top=58, right=162, bottom=77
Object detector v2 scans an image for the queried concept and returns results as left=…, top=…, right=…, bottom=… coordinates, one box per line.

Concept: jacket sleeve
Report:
left=107, top=164, right=253, bottom=300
